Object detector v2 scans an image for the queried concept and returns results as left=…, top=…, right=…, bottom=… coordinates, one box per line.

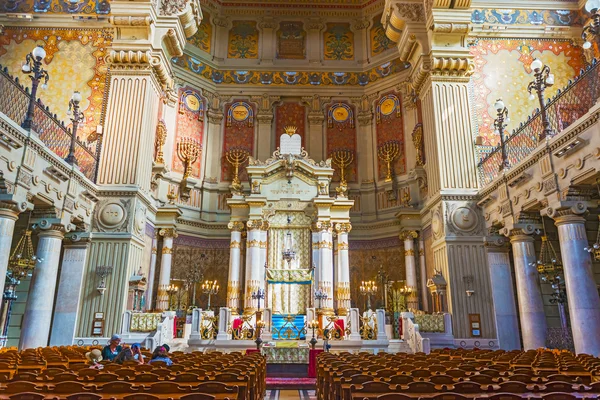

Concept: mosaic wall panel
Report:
left=324, top=23, right=354, bottom=61
left=221, top=100, right=255, bottom=182
left=187, top=11, right=212, bottom=53
left=470, top=38, right=586, bottom=145
left=0, top=27, right=111, bottom=153
left=326, top=102, right=357, bottom=183
left=172, top=236, right=230, bottom=311
left=370, top=13, right=394, bottom=57
left=228, top=21, right=259, bottom=59
left=275, top=102, right=306, bottom=149
left=277, top=21, right=306, bottom=60
left=172, top=87, right=205, bottom=178
left=375, top=92, right=406, bottom=179
left=471, top=9, right=584, bottom=26
left=348, top=237, right=404, bottom=310
left=173, top=55, right=408, bottom=86
left=0, top=0, right=110, bottom=14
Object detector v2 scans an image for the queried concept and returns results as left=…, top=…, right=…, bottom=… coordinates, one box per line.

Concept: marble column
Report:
left=401, top=230, right=418, bottom=309
left=307, top=113, right=325, bottom=162
left=20, top=226, right=65, bottom=349
left=486, top=238, right=521, bottom=350
left=418, top=240, right=429, bottom=312
left=335, top=223, right=351, bottom=314
left=315, top=222, right=334, bottom=311
left=145, top=233, right=158, bottom=311
left=245, top=219, right=266, bottom=312
left=49, top=234, right=89, bottom=346
left=256, top=113, right=274, bottom=161
left=311, top=230, right=320, bottom=309
left=511, top=233, right=546, bottom=350
left=227, top=221, right=244, bottom=313
left=0, top=207, right=19, bottom=299
left=554, top=213, right=600, bottom=356
left=156, top=228, right=177, bottom=311
left=307, top=18, right=324, bottom=64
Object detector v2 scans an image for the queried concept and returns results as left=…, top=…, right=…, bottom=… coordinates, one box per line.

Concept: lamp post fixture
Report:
left=308, top=319, right=319, bottom=349
left=201, top=279, right=219, bottom=311
left=359, top=280, right=377, bottom=311
left=65, top=91, right=84, bottom=166
left=165, top=284, right=178, bottom=311
left=251, top=288, right=265, bottom=310
left=21, top=45, right=49, bottom=131
left=527, top=58, right=554, bottom=141
left=582, top=0, right=600, bottom=49
left=398, top=285, right=414, bottom=311
left=493, top=99, right=510, bottom=171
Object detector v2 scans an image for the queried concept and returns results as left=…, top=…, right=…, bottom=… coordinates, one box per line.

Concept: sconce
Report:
left=463, top=275, right=475, bottom=297
left=96, top=265, right=113, bottom=295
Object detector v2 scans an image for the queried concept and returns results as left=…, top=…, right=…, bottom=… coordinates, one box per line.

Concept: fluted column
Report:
left=49, top=233, right=90, bottom=346
left=245, top=219, right=267, bottom=312
left=314, top=222, right=334, bottom=312
left=0, top=206, right=19, bottom=299
left=511, top=233, right=546, bottom=350
left=486, top=237, right=520, bottom=350
left=401, top=230, right=419, bottom=309
left=227, top=221, right=244, bottom=313
left=554, top=213, right=600, bottom=356
left=156, top=228, right=178, bottom=311
left=20, top=225, right=65, bottom=349
left=418, top=240, right=429, bottom=312
left=335, top=223, right=351, bottom=315
left=146, top=233, right=158, bottom=311
left=256, top=113, right=274, bottom=161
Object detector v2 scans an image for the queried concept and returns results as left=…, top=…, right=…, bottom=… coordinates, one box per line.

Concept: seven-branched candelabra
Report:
left=226, top=148, right=250, bottom=194
left=377, top=140, right=400, bottom=182
left=330, top=149, right=354, bottom=197
left=177, top=137, right=202, bottom=179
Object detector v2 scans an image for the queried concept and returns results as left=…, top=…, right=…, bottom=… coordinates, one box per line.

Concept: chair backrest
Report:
left=123, top=395, right=161, bottom=400
left=194, top=382, right=238, bottom=394
left=375, top=394, right=413, bottom=400
left=346, top=375, right=374, bottom=385
left=541, top=394, right=578, bottom=400
left=8, top=393, right=46, bottom=400
left=51, top=381, right=89, bottom=394
left=51, top=373, right=80, bottom=382
left=66, top=394, right=103, bottom=400
left=543, top=382, right=576, bottom=393
left=179, top=394, right=216, bottom=400
left=429, top=375, right=455, bottom=385
left=149, top=382, right=191, bottom=394
left=428, top=394, right=469, bottom=400
left=91, top=373, right=120, bottom=382
left=133, top=373, right=161, bottom=382
left=5, top=382, right=41, bottom=394
left=351, top=381, right=392, bottom=393
left=498, top=381, right=529, bottom=393
left=97, top=381, right=137, bottom=394
left=405, top=381, right=437, bottom=394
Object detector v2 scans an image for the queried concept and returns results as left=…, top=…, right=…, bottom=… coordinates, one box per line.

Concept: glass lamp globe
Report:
left=583, top=41, right=593, bottom=50
left=71, top=91, right=82, bottom=103
left=41, top=83, right=48, bottom=90
left=494, top=99, right=505, bottom=112
left=546, top=74, right=555, bottom=85
left=585, top=0, right=600, bottom=13
left=531, top=58, right=543, bottom=71
left=32, top=45, right=46, bottom=60
left=529, top=93, right=536, bottom=101
left=21, top=63, right=31, bottom=73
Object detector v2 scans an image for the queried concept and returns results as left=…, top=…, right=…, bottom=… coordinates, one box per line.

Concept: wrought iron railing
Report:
left=477, top=59, right=600, bottom=186
left=0, top=65, right=99, bottom=181
left=228, top=312, right=258, bottom=340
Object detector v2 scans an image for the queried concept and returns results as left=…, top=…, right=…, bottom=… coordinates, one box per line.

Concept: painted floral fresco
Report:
left=228, top=21, right=259, bottom=59
left=370, top=13, right=394, bottom=57
left=275, top=102, right=306, bottom=148
left=470, top=38, right=586, bottom=146
left=324, top=23, right=354, bottom=61
left=0, top=0, right=110, bottom=14
left=471, top=9, right=584, bottom=26
left=188, top=11, right=212, bottom=53
left=221, top=101, right=255, bottom=182
left=172, top=87, right=205, bottom=178
left=375, top=93, right=406, bottom=179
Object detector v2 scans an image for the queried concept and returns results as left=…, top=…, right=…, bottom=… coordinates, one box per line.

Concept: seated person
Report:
left=149, top=346, right=173, bottom=366
left=131, top=343, right=145, bottom=364
left=114, top=347, right=135, bottom=364
left=101, top=334, right=122, bottom=362
left=85, top=349, right=104, bottom=369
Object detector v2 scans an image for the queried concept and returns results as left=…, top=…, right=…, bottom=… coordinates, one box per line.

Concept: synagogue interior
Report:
left=0, top=0, right=600, bottom=398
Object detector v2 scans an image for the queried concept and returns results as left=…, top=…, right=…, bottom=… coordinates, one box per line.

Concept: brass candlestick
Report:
left=226, top=148, right=250, bottom=192
left=177, top=137, right=201, bottom=179
left=155, top=120, right=167, bottom=164
left=330, top=149, right=354, bottom=197
left=377, top=140, right=400, bottom=182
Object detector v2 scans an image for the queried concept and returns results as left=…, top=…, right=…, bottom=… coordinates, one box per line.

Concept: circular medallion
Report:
left=134, top=206, right=146, bottom=235
left=184, top=93, right=201, bottom=112
left=451, top=206, right=478, bottom=232
left=380, top=98, right=396, bottom=115
left=97, top=202, right=126, bottom=230
left=232, top=104, right=250, bottom=121
left=432, top=210, right=442, bottom=237
left=332, top=106, right=349, bottom=123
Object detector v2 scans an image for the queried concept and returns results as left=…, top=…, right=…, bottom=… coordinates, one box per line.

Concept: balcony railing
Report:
left=0, top=65, right=99, bottom=181
left=477, top=59, right=600, bottom=186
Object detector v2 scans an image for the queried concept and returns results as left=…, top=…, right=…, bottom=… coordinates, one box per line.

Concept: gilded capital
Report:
left=400, top=230, right=418, bottom=241
left=159, top=228, right=178, bottom=238
left=230, top=240, right=241, bottom=249
left=334, top=222, right=352, bottom=234
left=228, top=221, right=245, bottom=232
left=312, top=221, right=332, bottom=233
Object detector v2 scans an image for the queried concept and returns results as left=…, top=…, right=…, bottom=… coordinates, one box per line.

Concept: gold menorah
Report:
left=154, top=121, right=167, bottom=164
left=226, top=148, right=250, bottom=188
left=177, top=137, right=202, bottom=179
left=377, top=140, right=400, bottom=182
left=330, top=149, right=354, bottom=187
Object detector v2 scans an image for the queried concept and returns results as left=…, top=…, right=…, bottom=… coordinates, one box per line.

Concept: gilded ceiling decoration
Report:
left=0, top=0, right=110, bottom=14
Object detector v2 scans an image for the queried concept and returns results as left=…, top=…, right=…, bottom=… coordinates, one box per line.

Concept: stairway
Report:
left=271, top=314, right=306, bottom=340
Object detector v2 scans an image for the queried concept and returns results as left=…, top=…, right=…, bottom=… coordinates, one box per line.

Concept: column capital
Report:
left=334, top=222, right=352, bottom=234
left=484, top=236, right=510, bottom=252
left=400, top=230, right=418, bottom=241
left=256, top=113, right=274, bottom=124
left=159, top=228, right=178, bottom=238
left=63, top=232, right=92, bottom=246
left=207, top=110, right=224, bottom=125
left=228, top=221, right=245, bottom=232
left=509, top=231, right=535, bottom=243
left=312, top=221, right=332, bottom=233
left=247, top=219, right=269, bottom=231
left=34, top=218, right=73, bottom=236
left=544, top=200, right=591, bottom=223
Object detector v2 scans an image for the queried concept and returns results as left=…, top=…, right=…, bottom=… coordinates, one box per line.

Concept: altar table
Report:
left=261, top=346, right=309, bottom=364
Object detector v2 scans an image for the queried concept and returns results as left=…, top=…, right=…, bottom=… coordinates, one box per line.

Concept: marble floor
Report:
left=265, top=389, right=317, bottom=400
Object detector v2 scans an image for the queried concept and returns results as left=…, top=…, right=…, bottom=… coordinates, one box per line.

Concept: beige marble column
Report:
left=245, top=219, right=267, bottom=312
left=418, top=239, right=429, bottom=312
left=200, top=104, right=225, bottom=222
left=335, top=223, right=351, bottom=315
left=511, top=233, right=546, bottom=350
left=554, top=213, right=600, bottom=356
left=227, top=221, right=244, bottom=313
left=49, top=233, right=90, bottom=346
left=145, top=232, right=158, bottom=311
left=156, top=228, right=178, bottom=311
left=314, top=221, right=334, bottom=312
left=20, top=224, right=65, bottom=349
left=0, top=206, right=19, bottom=299
left=401, top=230, right=419, bottom=309
left=486, top=237, right=521, bottom=350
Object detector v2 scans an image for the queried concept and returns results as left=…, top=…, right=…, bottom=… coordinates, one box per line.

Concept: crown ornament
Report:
left=284, top=126, right=297, bottom=136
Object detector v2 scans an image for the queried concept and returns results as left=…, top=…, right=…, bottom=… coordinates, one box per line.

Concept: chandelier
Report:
left=7, top=230, right=37, bottom=285
left=529, top=219, right=566, bottom=304
left=282, top=216, right=296, bottom=267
